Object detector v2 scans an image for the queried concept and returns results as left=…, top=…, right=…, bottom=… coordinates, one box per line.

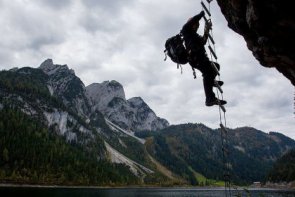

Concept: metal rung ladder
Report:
left=201, top=1, right=211, bottom=16
left=201, top=1, right=232, bottom=196
left=214, top=80, right=223, bottom=93
left=211, top=62, right=220, bottom=76
left=208, top=34, right=215, bottom=44
left=208, top=45, right=218, bottom=59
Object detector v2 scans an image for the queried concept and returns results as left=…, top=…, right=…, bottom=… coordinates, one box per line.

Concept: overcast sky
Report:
left=0, top=0, right=294, bottom=139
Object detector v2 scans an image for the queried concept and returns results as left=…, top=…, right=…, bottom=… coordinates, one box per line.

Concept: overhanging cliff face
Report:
left=216, top=0, right=295, bottom=85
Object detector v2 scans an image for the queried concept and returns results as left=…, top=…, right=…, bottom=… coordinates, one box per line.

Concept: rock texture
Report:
left=216, top=0, right=295, bottom=85
left=39, top=59, right=91, bottom=117
left=38, top=59, right=169, bottom=132
left=86, top=81, right=169, bottom=131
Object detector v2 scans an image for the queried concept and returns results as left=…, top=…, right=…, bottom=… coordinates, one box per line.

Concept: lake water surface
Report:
left=0, top=187, right=294, bottom=197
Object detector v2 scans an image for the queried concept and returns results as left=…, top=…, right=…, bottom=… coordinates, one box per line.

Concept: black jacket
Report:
left=181, top=12, right=207, bottom=62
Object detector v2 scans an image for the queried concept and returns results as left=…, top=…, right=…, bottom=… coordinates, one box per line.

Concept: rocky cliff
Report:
left=39, top=59, right=91, bottom=117
left=1, top=59, right=294, bottom=186
left=86, top=81, right=169, bottom=132
left=216, top=0, right=295, bottom=85
left=38, top=59, right=168, bottom=132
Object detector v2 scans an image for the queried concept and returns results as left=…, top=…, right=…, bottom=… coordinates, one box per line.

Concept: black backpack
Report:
left=164, top=33, right=188, bottom=65
left=164, top=33, right=196, bottom=78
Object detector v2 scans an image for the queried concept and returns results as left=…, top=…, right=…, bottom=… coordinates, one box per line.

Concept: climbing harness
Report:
left=201, top=1, right=232, bottom=196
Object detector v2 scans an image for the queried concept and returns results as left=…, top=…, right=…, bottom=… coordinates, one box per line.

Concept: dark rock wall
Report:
left=216, top=0, right=295, bottom=85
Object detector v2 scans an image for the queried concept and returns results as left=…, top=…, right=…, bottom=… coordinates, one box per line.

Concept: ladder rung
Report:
left=214, top=80, right=223, bottom=93
left=219, top=104, right=226, bottom=113
left=220, top=123, right=228, bottom=134
left=208, top=45, right=218, bottom=59
left=201, top=1, right=211, bottom=17
left=208, top=34, right=215, bottom=44
left=202, top=15, right=208, bottom=22
left=210, top=62, right=220, bottom=76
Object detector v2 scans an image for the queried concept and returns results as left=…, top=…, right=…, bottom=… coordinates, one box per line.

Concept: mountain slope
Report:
left=0, top=60, right=168, bottom=185
left=39, top=59, right=91, bottom=117
left=138, top=124, right=295, bottom=185
left=0, top=105, right=138, bottom=185
left=1, top=59, right=294, bottom=186
left=267, top=149, right=295, bottom=183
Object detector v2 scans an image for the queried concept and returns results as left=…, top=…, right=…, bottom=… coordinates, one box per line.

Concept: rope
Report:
left=201, top=1, right=232, bottom=196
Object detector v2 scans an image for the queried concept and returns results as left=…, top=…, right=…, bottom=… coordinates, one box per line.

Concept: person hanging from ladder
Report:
left=181, top=11, right=227, bottom=106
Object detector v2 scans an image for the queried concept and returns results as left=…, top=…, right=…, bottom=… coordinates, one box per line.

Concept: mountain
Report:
left=86, top=81, right=169, bottom=131
left=0, top=66, right=138, bottom=185
left=0, top=59, right=294, bottom=186
left=137, top=124, right=295, bottom=185
left=39, top=59, right=91, bottom=117
left=0, top=59, right=168, bottom=185
left=267, top=149, right=295, bottom=183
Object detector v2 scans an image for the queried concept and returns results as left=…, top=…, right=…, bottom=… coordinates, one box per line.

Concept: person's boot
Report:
left=213, top=80, right=224, bottom=87
left=205, top=97, right=227, bottom=106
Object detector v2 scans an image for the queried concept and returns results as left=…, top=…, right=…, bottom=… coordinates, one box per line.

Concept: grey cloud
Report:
left=0, top=1, right=66, bottom=51
left=79, top=11, right=122, bottom=33
left=0, top=0, right=294, bottom=139
left=0, top=49, right=14, bottom=69
left=82, top=0, right=129, bottom=11
left=36, top=0, right=72, bottom=9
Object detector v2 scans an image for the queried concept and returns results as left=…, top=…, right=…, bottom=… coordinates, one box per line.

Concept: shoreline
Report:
left=0, top=183, right=294, bottom=191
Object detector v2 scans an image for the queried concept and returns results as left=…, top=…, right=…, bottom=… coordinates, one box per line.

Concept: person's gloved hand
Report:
left=199, top=10, right=205, bottom=17
left=205, top=20, right=212, bottom=30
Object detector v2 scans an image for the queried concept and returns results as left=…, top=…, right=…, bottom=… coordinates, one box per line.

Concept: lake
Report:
left=0, top=187, right=295, bottom=197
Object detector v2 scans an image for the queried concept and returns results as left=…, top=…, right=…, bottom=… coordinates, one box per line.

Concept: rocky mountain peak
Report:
left=86, top=81, right=169, bottom=131
left=128, top=97, right=153, bottom=115
left=38, top=59, right=89, bottom=117
left=39, top=59, right=75, bottom=76
left=128, top=97, right=145, bottom=107
left=86, top=80, right=126, bottom=112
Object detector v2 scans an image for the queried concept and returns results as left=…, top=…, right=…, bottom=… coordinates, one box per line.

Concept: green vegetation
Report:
left=146, top=133, right=199, bottom=185
left=140, top=124, right=295, bottom=185
left=0, top=68, right=49, bottom=97
left=0, top=68, right=65, bottom=110
left=267, top=149, right=295, bottom=182
left=90, top=111, right=153, bottom=168
left=1, top=67, right=295, bottom=187
left=0, top=107, right=139, bottom=185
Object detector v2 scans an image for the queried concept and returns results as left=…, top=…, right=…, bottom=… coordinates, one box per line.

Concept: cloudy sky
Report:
left=0, top=0, right=294, bottom=139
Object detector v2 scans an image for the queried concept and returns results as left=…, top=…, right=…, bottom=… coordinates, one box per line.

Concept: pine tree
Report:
left=3, top=148, right=9, bottom=162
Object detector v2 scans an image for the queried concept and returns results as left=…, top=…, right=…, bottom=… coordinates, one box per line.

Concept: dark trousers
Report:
left=189, top=58, right=220, bottom=101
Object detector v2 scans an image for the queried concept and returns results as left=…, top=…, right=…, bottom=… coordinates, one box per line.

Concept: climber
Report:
left=181, top=11, right=226, bottom=106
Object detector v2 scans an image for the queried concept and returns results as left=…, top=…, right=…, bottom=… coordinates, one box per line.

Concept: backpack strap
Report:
left=164, top=49, right=167, bottom=61
left=177, top=64, right=183, bottom=74
left=191, top=66, right=196, bottom=79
